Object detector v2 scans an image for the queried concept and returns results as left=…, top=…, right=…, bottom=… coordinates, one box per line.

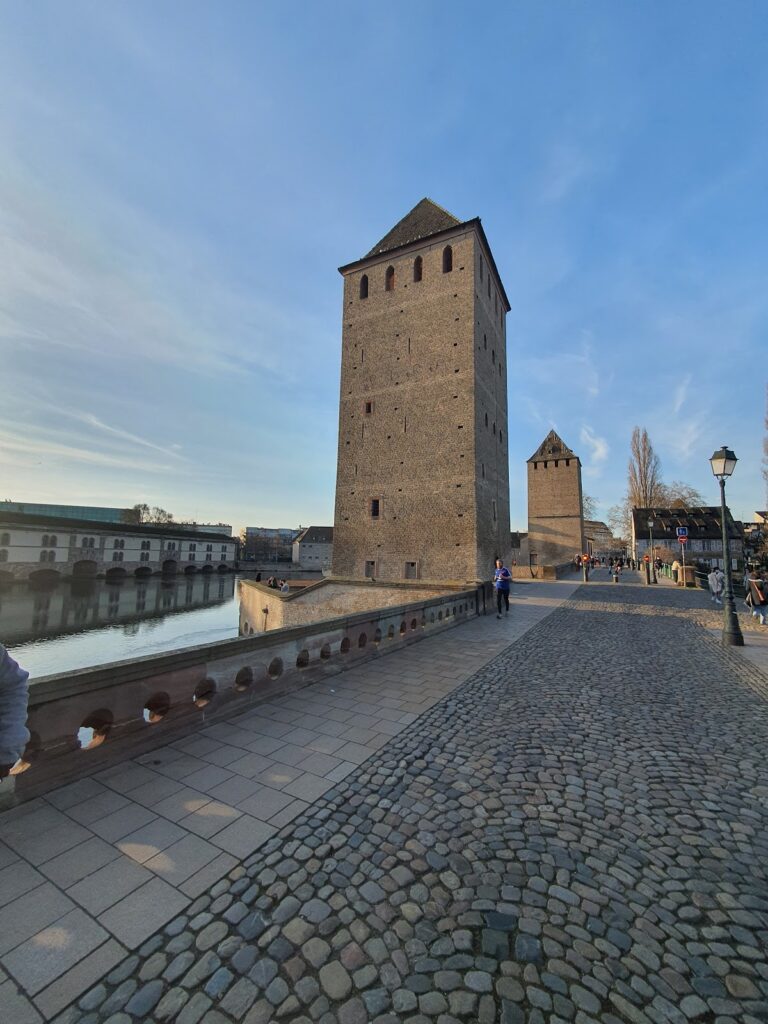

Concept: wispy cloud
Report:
left=580, top=424, right=609, bottom=478
left=68, top=412, right=187, bottom=460
left=0, top=426, right=181, bottom=474
left=672, top=374, right=691, bottom=415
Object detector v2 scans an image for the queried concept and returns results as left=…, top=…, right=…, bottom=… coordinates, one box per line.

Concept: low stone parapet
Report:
left=4, top=585, right=482, bottom=806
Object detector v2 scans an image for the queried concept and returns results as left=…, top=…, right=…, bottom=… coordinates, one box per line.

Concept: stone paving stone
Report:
left=39, top=836, right=122, bottom=891
left=88, top=803, right=156, bottom=843
left=0, top=979, right=43, bottom=1023
left=144, top=834, right=220, bottom=886
left=0, top=859, right=46, bottom=908
left=210, top=815, right=277, bottom=858
left=33, top=939, right=126, bottom=1019
left=3, top=908, right=109, bottom=995
left=0, top=882, right=75, bottom=956
left=178, top=800, right=241, bottom=839
left=98, top=878, right=190, bottom=949
left=67, top=855, right=153, bottom=915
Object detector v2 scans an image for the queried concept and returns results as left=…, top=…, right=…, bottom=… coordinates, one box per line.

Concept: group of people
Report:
left=265, top=576, right=290, bottom=593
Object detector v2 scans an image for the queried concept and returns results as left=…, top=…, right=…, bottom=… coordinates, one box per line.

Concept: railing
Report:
left=6, top=586, right=482, bottom=804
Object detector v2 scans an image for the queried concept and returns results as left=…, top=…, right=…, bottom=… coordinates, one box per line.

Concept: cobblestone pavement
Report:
left=45, top=583, right=768, bottom=1021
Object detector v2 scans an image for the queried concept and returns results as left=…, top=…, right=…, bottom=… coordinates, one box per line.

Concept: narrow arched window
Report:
left=41, top=535, right=49, bottom=547
left=385, top=266, right=395, bottom=291
left=49, top=535, right=57, bottom=547
left=359, top=274, right=368, bottom=300
left=442, top=246, right=453, bottom=273
left=0, top=550, right=7, bottom=562
left=413, top=256, right=422, bottom=282
left=0, top=532, right=9, bottom=546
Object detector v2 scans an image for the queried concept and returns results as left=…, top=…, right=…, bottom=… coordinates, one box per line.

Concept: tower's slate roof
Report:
left=528, top=430, right=577, bottom=463
left=366, top=198, right=462, bottom=257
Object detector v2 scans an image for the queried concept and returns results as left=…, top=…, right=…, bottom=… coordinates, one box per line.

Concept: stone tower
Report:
left=332, top=198, right=511, bottom=583
left=527, top=430, right=585, bottom=569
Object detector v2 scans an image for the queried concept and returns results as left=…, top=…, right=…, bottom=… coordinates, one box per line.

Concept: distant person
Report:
left=280, top=579, right=290, bottom=594
left=746, top=571, right=767, bottom=625
left=493, top=559, right=512, bottom=619
left=0, top=644, right=30, bottom=778
left=707, top=567, right=724, bottom=605
left=671, top=558, right=681, bottom=584
left=612, top=563, right=621, bottom=583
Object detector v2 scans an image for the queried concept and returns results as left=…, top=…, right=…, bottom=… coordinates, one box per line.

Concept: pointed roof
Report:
left=365, top=198, right=462, bottom=257
left=528, top=430, right=578, bottom=463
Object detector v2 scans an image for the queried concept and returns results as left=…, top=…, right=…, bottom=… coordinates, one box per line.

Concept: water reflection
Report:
left=1, top=573, right=241, bottom=677
left=0, top=574, right=235, bottom=646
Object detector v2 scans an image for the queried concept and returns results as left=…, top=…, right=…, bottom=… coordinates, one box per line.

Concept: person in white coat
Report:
left=707, top=567, right=724, bottom=605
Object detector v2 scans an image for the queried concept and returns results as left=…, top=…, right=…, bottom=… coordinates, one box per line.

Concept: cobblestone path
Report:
left=65, top=584, right=768, bottom=1023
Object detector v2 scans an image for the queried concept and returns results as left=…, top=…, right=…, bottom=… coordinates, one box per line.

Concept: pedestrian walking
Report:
left=707, top=567, right=724, bottom=605
left=493, top=559, right=512, bottom=619
left=746, top=571, right=767, bottom=625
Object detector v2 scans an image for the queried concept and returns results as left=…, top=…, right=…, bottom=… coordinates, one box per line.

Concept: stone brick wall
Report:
left=332, top=224, right=510, bottom=584
left=527, top=458, right=585, bottom=569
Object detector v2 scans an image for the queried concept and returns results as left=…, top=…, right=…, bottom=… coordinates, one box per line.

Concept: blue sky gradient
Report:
left=1, top=1, right=766, bottom=532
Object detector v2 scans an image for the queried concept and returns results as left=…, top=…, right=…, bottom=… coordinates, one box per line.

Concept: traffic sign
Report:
left=676, top=527, right=688, bottom=538
left=679, top=536, right=688, bottom=544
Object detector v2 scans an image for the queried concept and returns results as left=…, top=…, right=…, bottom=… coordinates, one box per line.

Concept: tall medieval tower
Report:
left=527, top=430, right=585, bottom=569
left=332, top=199, right=511, bottom=583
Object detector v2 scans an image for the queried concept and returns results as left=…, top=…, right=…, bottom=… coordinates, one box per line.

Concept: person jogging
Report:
left=493, top=559, right=512, bottom=619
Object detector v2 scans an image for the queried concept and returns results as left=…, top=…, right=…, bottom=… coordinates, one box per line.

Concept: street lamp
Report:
left=709, top=445, right=744, bottom=647
left=648, top=518, right=657, bottom=584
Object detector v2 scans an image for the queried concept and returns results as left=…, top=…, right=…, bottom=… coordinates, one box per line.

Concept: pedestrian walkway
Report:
left=0, top=579, right=579, bottom=1022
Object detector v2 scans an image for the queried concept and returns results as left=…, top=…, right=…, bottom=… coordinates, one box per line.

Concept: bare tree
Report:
left=628, top=427, right=663, bottom=508
left=659, top=481, right=705, bottom=508
left=607, top=499, right=631, bottom=541
left=582, top=494, right=598, bottom=520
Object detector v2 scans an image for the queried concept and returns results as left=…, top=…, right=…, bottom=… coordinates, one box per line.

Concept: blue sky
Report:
left=1, top=1, right=765, bottom=533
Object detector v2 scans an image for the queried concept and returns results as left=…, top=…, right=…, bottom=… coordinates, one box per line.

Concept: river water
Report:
left=0, top=573, right=253, bottom=678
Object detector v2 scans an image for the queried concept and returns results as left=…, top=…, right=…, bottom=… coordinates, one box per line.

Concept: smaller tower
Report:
left=527, top=430, right=584, bottom=569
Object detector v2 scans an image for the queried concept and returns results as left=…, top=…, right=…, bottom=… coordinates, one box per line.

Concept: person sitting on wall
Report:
left=0, top=644, right=30, bottom=779
left=280, top=579, right=290, bottom=594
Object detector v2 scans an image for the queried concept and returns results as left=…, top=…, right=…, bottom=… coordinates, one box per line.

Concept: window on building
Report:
left=499, top=430, right=503, bottom=444
left=141, top=540, right=151, bottom=550
left=140, top=552, right=150, bottom=562
left=41, top=535, right=49, bottom=547
left=206, top=543, right=213, bottom=552
left=364, top=560, right=376, bottom=578
left=112, top=551, right=123, bottom=562
left=114, top=539, right=124, bottom=550
left=359, top=274, right=368, bottom=300
left=48, top=535, right=57, bottom=547
left=492, top=349, right=496, bottom=364
left=370, top=498, right=380, bottom=519
left=404, top=561, right=418, bottom=579
left=364, top=400, right=373, bottom=415
left=221, top=544, right=227, bottom=552
left=81, top=536, right=95, bottom=549
left=0, top=550, right=8, bottom=562
left=385, top=266, right=395, bottom=291
left=206, top=553, right=212, bottom=561
left=0, top=532, right=8, bottom=546
left=39, top=550, right=47, bottom=562
left=442, top=246, right=453, bottom=273
left=413, top=256, right=423, bottom=282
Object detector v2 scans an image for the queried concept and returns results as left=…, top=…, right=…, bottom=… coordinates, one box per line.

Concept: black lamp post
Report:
left=648, top=518, right=657, bottom=584
left=709, top=445, right=744, bottom=647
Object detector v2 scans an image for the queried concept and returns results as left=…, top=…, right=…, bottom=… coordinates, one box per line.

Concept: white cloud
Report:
left=672, top=374, right=691, bottom=415
left=580, top=424, right=609, bottom=479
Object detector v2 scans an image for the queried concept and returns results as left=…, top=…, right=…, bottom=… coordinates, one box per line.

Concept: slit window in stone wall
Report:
left=370, top=498, right=380, bottom=519
left=442, top=246, right=453, bottom=273
left=385, top=266, right=395, bottom=291
left=413, top=256, right=423, bottom=282
left=359, top=274, right=368, bottom=299
left=364, top=560, right=376, bottom=578
left=404, top=561, right=418, bottom=579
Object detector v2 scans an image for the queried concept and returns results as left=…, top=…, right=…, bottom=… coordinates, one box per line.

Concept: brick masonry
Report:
left=527, top=431, right=585, bottom=570
left=332, top=207, right=511, bottom=584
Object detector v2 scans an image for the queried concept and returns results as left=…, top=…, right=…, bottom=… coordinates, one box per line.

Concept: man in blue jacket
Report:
left=0, top=644, right=30, bottom=778
left=494, top=559, right=512, bottom=619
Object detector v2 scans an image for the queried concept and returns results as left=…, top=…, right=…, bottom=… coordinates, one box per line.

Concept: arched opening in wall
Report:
left=143, top=693, right=171, bottom=723
left=410, top=618, right=418, bottom=631
left=78, top=710, right=113, bottom=750
left=235, top=666, right=254, bottom=691
left=430, top=612, right=436, bottom=623
left=340, top=637, right=351, bottom=654
left=385, top=265, right=395, bottom=291
left=442, top=246, right=453, bottom=273
left=105, top=567, right=127, bottom=581
left=320, top=643, right=332, bottom=660
left=193, top=678, right=217, bottom=708
left=73, top=560, right=98, bottom=578
left=373, top=628, right=382, bottom=644
left=267, top=657, right=283, bottom=679
left=162, top=559, right=178, bottom=575
left=359, top=274, right=368, bottom=300
left=28, top=570, right=60, bottom=585
left=217, top=564, right=228, bottom=573
left=399, top=621, right=406, bottom=635
left=201, top=563, right=214, bottom=573
left=296, top=649, right=310, bottom=669
left=438, top=611, right=444, bottom=621
left=387, top=624, right=395, bottom=640
left=184, top=564, right=197, bottom=574
left=134, top=566, right=152, bottom=578
left=358, top=632, right=367, bottom=648
left=413, top=256, right=423, bottom=282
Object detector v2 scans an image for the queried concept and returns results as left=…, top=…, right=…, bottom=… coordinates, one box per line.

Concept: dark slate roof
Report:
left=630, top=507, right=741, bottom=541
left=295, top=526, right=334, bottom=544
left=527, top=431, right=578, bottom=463
left=0, top=511, right=233, bottom=543
left=365, top=198, right=462, bottom=258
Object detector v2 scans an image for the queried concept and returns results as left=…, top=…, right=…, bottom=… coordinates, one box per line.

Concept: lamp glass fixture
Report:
left=709, top=446, right=737, bottom=479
